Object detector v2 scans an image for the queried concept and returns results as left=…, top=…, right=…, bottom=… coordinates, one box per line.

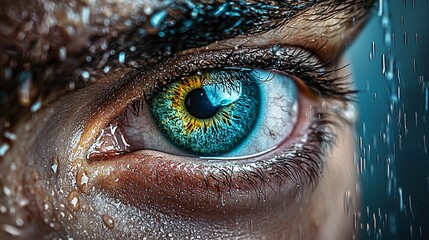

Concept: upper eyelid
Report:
left=78, top=45, right=349, bottom=157
left=129, top=45, right=353, bottom=101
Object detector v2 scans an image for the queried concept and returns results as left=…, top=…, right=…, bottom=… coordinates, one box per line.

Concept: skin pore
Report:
left=0, top=0, right=374, bottom=239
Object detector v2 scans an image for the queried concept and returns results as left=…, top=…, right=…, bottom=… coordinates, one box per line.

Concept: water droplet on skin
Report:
left=0, top=143, right=9, bottom=156
left=0, top=205, right=7, bottom=214
left=67, top=190, right=80, bottom=212
left=3, top=186, right=11, bottom=196
left=18, top=198, right=29, bottom=208
left=51, top=158, right=59, bottom=176
left=76, top=169, right=90, bottom=193
left=102, top=214, right=115, bottom=229
left=3, top=131, right=16, bottom=141
left=59, top=46, right=67, bottom=61
left=17, top=71, right=33, bottom=106
left=149, top=10, right=167, bottom=29
left=81, top=7, right=90, bottom=25
left=15, top=218, right=24, bottom=227
left=30, top=99, right=42, bottom=112
left=118, top=51, right=125, bottom=63
left=1, top=224, right=21, bottom=237
left=81, top=71, right=90, bottom=80
left=68, top=81, right=76, bottom=91
left=103, top=66, right=110, bottom=73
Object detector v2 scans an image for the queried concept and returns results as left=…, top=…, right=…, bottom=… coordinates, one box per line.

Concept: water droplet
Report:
left=3, top=186, right=11, bottom=196
left=67, top=191, right=80, bottom=212
left=59, top=46, right=67, bottom=61
left=30, top=99, right=42, bottom=112
left=17, top=71, right=33, bottom=106
left=3, top=131, right=16, bottom=141
left=1, top=224, right=21, bottom=237
left=150, top=10, right=167, bottom=29
left=0, top=143, right=9, bottom=156
left=213, top=3, right=229, bottom=16
left=18, top=198, right=29, bottom=207
left=81, top=71, right=90, bottom=80
left=118, top=51, right=125, bottom=63
left=76, top=169, right=90, bottom=193
left=15, top=218, right=24, bottom=227
left=344, top=190, right=353, bottom=214
left=81, top=7, right=90, bottom=25
left=425, top=84, right=428, bottom=112
left=51, top=158, right=59, bottom=176
left=0, top=205, right=7, bottom=214
left=103, top=66, right=110, bottom=73
left=398, top=187, right=404, bottom=212
left=102, top=214, right=115, bottom=229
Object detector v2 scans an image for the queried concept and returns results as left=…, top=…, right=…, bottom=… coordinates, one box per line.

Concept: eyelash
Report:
left=126, top=45, right=354, bottom=115
left=112, top=45, right=353, bottom=198
left=195, top=112, right=337, bottom=200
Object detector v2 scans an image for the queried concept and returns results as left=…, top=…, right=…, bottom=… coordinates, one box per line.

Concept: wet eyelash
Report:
left=126, top=45, right=355, bottom=117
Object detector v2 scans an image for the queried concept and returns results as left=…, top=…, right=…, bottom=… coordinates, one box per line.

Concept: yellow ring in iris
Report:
left=150, top=70, right=260, bottom=155
left=169, top=74, right=233, bottom=134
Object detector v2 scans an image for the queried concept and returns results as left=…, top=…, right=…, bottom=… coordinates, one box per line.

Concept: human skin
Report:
left=0, top=0, right=373, bottom=239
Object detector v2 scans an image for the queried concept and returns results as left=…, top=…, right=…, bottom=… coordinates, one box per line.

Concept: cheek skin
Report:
left=306, top=128, right=358, bottom=239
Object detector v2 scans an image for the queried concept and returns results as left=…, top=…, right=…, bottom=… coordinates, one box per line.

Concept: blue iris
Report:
left=149, top=71, right=261, bottom=155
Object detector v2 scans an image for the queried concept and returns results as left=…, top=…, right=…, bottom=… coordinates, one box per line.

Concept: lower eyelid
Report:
left=85, top=98, right=328, bottom=215
left=77, top=47, right=341, bottom=215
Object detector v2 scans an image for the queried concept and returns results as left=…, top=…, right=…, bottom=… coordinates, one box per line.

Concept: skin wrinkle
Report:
left=0, top=0, right=373, bottom=239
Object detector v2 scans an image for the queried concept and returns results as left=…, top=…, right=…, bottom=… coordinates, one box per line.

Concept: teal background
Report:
left=347, top=1, right=429, bottom=239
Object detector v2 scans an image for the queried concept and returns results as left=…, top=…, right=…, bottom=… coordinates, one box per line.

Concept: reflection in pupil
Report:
left=185, top=88, right=220, bottom=119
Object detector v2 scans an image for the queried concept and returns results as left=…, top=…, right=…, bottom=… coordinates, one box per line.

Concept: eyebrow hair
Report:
left=0, top=0, right=374, bottom=119
left=83, top=0, right=374, bottom=79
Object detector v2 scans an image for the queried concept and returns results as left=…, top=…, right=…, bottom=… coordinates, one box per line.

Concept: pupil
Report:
left=185, top=88, right=220, bottom=119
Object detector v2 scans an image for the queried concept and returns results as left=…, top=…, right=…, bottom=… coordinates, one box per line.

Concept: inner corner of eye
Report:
left=86, top=118, right=133, bottom=161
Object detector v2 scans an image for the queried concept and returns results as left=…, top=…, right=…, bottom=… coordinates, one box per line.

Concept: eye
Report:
left=90, top=69, right=298, bottom=158
left=81, top=46, right=351, bottom=212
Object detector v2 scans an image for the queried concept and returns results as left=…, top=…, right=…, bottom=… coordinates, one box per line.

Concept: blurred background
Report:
left=347, top=0, right=429, bottom=239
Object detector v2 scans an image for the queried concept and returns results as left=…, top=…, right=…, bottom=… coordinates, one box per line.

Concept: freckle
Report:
left=67, top=191, right=80, bottom=212
left=76, top=169, right=90, bottom=193
left=102, top=214, right=115, bottom=229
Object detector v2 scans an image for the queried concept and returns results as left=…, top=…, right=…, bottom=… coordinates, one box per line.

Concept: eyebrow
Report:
left=0, top=0, right=373, bottom=117
left=86, top=0, right=373, bottom=75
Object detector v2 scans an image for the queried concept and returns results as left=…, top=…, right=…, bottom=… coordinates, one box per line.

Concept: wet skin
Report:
left=0, top=0, right=374, bottom=239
